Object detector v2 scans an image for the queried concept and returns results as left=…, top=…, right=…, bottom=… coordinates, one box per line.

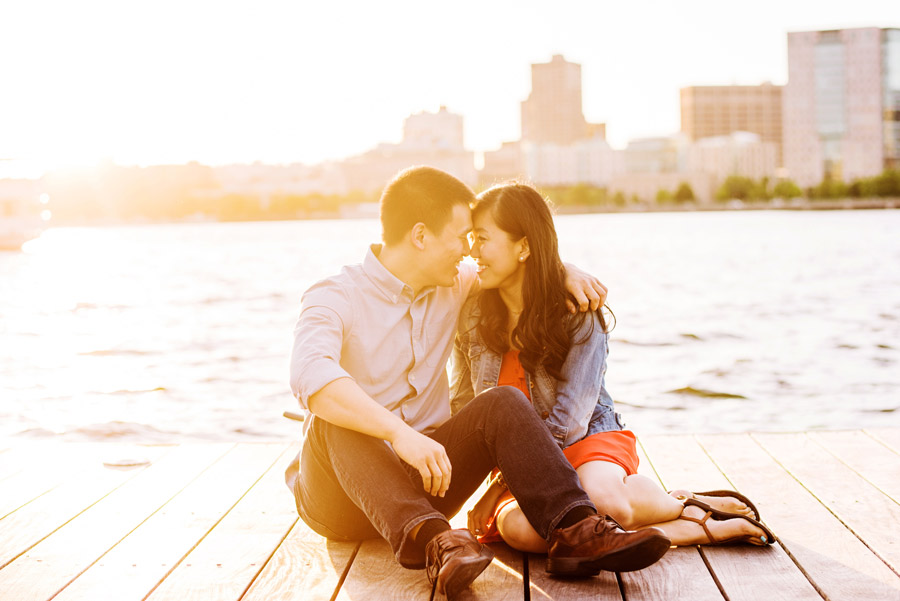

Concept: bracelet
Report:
left=494, top=472, right=508, bottom=490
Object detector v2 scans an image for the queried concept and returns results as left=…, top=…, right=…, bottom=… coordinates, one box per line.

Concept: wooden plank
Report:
left=0, top=470, right=59, bottom=521
left=0, top=444, right=173, bottom=569
left=865, top=428, right=900, bottom=455
left=638, top=434, right=734, bottom=492
left=529, top=551, right=619, bottom=601
left=336, top=538, right=433, bottom=600
left=462, top=542, right=524, bottom=601
left=700, top=432, right=900, bottom=600
left=643, top=433, right=820, bottom=601
left=630, top=435, right=724, bottom=601
left=811, top=430, right=900, bottom=505
left=0, top=443, right=233, bottom=601
left=241, top=518, right=360, bottom=601
left=0, top=443, right=154, bottom=521
left=53, top=443, right=291, bottom=601
left=619, top=547, right=722, bottom=601
left=752, top=432, right=900, bottom=576
left=0, top=443, right=105, bottom=487
left=144, top=443, right=299, bottom=601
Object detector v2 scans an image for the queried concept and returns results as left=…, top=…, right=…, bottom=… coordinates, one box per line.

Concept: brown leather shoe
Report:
left=425, top=529, right=494, bottom=598
left=547, top=514, right=670, bottom=576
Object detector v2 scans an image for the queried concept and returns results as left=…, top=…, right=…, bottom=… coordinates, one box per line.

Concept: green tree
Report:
left=773, top=179, right=802, bottom=199
left=655, top=189, right=674, bottom=204
left=674, top=182, right=695, bottom=203
left=611, top=191, right=626, bottom=207
left=715, top=175, right=755, bottom=202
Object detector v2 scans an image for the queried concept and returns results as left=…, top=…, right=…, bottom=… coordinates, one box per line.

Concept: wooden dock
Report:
left=1, top=429, right=899, bottom=600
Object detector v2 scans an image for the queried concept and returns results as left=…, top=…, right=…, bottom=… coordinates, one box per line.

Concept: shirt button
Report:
left=541, top=411, right=550, bottom=419
left=410, top=374, right=416, bottom=382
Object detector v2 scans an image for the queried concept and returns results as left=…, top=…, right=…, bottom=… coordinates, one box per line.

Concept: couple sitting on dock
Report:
left=286, top=166, right=773, bottom=598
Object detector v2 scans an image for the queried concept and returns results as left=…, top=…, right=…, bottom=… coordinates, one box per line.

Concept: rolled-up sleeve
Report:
left=289, top=281, right=354, bottom=410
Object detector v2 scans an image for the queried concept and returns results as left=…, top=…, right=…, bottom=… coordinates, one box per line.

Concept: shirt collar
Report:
left=363, top=244, right=412, bottom=303
left=363, top=244, right=437, bottom=303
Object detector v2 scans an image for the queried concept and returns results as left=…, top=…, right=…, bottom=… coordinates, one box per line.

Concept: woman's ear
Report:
left=410, top=222, right=427, bottom=250
left=518, top=237, right=530, bottom=262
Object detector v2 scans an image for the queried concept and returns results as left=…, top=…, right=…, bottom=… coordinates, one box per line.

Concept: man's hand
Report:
left=563, top=262, right=608, bottom=313
left=391, top=428, right=452, bottom=497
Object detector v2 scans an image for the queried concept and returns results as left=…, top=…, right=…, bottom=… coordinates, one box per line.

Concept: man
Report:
left=287, top=166, right=669, bottom=598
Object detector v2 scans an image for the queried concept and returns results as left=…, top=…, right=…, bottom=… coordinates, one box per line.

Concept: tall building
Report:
left=521, top=55, right=588, bottom=145
left=783, top=27, right=900, bottom=187
left=680, top=83, right=783, bottom=166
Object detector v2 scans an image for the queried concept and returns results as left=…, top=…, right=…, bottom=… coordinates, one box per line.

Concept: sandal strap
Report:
left=678, top=507, right=718, bottom=544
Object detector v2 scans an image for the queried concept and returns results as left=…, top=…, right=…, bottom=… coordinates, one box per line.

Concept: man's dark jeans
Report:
left=286, top=386, right=595, bottom=568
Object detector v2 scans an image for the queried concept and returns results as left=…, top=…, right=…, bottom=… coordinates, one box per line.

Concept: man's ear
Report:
left=410, top=222, right=428, bottom=250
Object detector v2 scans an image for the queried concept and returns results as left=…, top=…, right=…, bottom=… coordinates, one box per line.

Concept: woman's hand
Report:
left=467, top=480, right=507, bottom=537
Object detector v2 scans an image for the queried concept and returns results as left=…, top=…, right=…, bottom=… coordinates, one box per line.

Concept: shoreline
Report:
left=32, top=196, right=900, bottom=228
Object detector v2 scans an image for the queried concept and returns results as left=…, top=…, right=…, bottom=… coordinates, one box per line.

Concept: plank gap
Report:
left=236, top=515, right=301, bottom=601
left=523, top=551, right=530, bottom=601
left=0, top=486, right=56, bottom=522
left=331, top=541, right=362, bottom=601
left=696, top=547, right=729, bottom=601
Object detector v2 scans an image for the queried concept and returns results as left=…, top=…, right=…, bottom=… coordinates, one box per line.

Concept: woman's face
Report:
left=470, top=210, right=527, bottom=291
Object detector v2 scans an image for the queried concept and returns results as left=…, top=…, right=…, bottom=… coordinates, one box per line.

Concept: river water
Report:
left=1, top=210, right=898, bottom=441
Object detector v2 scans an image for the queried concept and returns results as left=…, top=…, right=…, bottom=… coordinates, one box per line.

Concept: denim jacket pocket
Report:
left=544, top=420, right=568, bottom=449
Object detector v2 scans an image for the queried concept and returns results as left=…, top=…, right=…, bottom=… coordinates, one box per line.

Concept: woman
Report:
left=449, top=182, right=774, bottom=551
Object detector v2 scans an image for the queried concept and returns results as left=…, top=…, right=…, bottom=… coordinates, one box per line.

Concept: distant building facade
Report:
left=783, top=27, right=900, bottom=187
left=342, top=106, right=476, bottom=193
left=680, top=83, right=783, bottom=166
left=686, top=132, right=778, bottom=182
left=521, top=54, right=607, bottom=146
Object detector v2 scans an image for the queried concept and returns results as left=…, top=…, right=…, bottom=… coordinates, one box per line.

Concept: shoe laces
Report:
left=594, top=515, right=622, bottom=533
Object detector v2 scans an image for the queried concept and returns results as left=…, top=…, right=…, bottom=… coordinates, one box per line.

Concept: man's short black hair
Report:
left=379, top=166, right=475, bottom=245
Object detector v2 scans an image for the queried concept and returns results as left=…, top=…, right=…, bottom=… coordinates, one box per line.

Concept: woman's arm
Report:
left=547, top=311, right=615, bottom=447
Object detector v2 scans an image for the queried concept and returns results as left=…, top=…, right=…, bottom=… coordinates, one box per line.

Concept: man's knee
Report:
left=480, top=385, right=532, bottom=413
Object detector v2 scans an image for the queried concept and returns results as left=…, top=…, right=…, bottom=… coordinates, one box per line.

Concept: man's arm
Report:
left=307, top=378, right=452, bottom=497
left=563, top=262, right=608, bottom=313
left=291, top=289, right=452, bottom=498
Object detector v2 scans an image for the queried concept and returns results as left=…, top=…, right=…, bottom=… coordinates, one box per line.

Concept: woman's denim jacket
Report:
left=449, top=296, right=623, bottom=449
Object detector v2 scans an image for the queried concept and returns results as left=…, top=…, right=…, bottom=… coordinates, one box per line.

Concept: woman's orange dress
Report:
left=477, top=349, right=639, bottom=543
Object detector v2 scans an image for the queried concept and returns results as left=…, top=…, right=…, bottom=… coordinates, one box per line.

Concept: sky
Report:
left=1, top=0, right=897, bottom=177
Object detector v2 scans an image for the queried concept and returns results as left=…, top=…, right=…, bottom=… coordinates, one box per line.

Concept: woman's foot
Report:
left=679, top=504, right=771, bottom=546
left=669, top=489, right=754, bottom=517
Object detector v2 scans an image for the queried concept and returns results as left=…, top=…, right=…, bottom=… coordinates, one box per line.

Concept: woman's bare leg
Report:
left=495, top=501, right=547, bottom=553
left=493, top=460, right=765, bottom=550
left=640, top=503, right=770, bottom=546
left=494, top=460, right=683, bottom=551
left=574, top=461, right=684, bottom=529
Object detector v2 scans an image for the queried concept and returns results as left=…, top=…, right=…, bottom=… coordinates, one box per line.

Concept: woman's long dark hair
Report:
left=472, top=182, right=610, bottom=380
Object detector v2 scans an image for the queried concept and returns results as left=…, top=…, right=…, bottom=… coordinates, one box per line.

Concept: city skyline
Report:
left=1, top=0, right=897, bottom=178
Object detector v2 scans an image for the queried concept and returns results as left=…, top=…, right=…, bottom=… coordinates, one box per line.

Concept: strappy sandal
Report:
left=680, top=498, right=774, bottom=546
left=669, top=489, right=761, bottom=521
